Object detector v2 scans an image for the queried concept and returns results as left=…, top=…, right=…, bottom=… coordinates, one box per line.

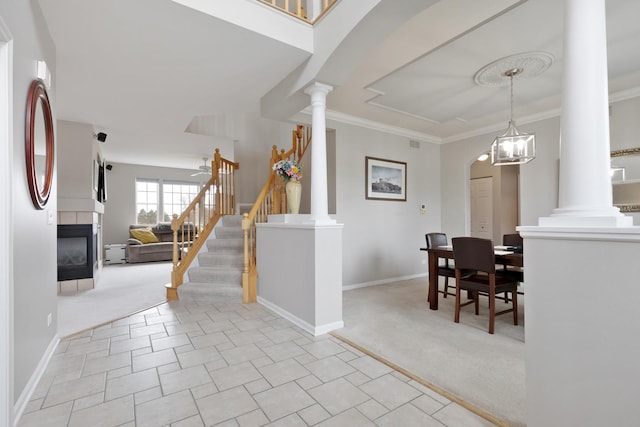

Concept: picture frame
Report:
left=365, top=156, right=407, bottom=201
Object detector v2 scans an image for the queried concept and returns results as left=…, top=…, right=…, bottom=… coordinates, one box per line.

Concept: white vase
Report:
left=286, top=180, right=302, bottom=214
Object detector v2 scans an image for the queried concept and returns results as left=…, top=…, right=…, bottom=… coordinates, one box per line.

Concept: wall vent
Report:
left=410, top=140, right=421, bottom=149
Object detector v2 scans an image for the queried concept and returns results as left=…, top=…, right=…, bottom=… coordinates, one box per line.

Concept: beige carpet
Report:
left=57, top=262, right=171, bottom=337
left=337, top=278, right=525, bottom=427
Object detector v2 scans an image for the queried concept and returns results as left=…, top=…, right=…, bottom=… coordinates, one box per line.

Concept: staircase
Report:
left=176, top=215, right=244, bottom=300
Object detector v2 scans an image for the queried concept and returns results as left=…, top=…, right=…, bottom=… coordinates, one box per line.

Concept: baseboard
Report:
left=257, top=297, right=343, bottom=336
left=13, top=334, right=59, bottom=426
left=342, top=273, right=426, bottom=291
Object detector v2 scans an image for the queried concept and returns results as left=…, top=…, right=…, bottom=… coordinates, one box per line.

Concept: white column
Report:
left=304, top=82, right=335, bottom=225
left=539, top=0, right=631, bottom=227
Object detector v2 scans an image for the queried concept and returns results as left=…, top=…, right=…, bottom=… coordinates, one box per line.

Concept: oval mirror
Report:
left=25, top=79, right=54, bottom=209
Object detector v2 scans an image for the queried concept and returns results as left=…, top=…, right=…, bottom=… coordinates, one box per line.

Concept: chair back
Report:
left=426, top=232, right=448, bottom=249
left=452, top=237, right=496, bottom=273
left=503, top=233, right=523, bottom=247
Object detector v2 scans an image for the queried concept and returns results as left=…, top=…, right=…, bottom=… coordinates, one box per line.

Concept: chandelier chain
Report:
left=510, top=74, right=514, bottom=122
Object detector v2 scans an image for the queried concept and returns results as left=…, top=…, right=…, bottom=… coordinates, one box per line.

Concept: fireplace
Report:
left=57, top=224, right=96, bottom=281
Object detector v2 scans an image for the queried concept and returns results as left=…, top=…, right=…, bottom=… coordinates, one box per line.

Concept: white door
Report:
left=470, top=177, right=493, bottom=239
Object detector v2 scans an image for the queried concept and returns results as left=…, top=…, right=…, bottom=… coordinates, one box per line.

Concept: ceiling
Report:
left=38, top=0, right=640, bottom=170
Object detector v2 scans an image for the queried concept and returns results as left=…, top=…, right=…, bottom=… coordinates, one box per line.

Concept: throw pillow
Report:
left=129, top=227, right=159, bottom=244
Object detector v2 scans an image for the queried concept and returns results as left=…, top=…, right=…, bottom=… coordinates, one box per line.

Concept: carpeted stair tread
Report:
left=215, top=227, right=243, bottom=239
left=188, top=266, right=241, bottom=283
left=221, top=215, right=243, bottom=227
left=177, top=281, right=242, bottom=300
left=198, top=252, right=243, bottom=267
left=181, top=214, right=244, bottom=301
left=207, top=238, right=243, bottom=252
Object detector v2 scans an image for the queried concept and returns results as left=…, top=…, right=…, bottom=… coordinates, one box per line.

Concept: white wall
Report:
left=0, top=13, right=13, bottom=427
left=57, top=121, right=102, bottom=200
left=234, top=113, right=297, bottom=206
left=331, top=120, right=442, bottom=286
left=0, top=0, right=58, bottom=410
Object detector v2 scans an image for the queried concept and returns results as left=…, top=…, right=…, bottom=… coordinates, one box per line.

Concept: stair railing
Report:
left=258, top=0, right=337, bottom=22
left=241, top=125, right=311, bottom=303
left=166, top=148, right=239, bottom=300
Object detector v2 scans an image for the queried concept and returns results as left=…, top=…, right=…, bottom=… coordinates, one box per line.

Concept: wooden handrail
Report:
left=241, top=125, right=311, bottom=303
left=257, top=0, right=337, bottom=22
left=165, top=148, right=239, bottom=300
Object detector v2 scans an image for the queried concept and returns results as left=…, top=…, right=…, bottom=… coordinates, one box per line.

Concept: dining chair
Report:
left=497, top=233, right=524, bottom=284
left=452, top=237, right=519, bottom=334
left=425, top=233, right=456, bottom=299
left=503, top=233, right=523, bottom=248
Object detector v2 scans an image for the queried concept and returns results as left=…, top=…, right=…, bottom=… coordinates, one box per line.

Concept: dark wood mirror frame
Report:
left=25, top=79, right=54, bottom=210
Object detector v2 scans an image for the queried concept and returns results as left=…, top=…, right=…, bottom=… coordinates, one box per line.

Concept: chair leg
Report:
left=512, top=290, right=518, bottom=325
left=443, top=276, right=448, bottom=298
left=474, top=292, right=479, bottom=315
left=454, top=282, right=461, bottom=323
left=488, top=289, right=496, bottom=335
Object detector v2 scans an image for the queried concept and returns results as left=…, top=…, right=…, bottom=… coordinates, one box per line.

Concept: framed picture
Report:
left=365, top=156, right=407, bottom=201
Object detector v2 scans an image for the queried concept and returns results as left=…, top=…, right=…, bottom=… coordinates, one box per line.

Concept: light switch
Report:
left=419, top=203, right=427, bottom=215
left=47, top=210, right=55, bottom=225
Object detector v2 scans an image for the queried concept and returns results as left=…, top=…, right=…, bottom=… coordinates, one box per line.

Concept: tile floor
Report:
left=19, top=297, right=496, bottom=427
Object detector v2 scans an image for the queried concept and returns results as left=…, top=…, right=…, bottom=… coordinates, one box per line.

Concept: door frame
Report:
left=0, top=14, right=15, bottom=427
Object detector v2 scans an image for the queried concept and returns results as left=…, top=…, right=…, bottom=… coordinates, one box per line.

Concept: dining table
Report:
left=420, top=244, right=523, bottom=310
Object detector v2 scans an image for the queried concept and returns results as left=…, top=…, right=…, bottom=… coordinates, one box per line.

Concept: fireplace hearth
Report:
left=57, top=224, right=96, bottom=281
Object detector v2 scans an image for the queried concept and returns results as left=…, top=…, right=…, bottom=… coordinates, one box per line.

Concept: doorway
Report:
left=469, top=157, right=519, bottom=244
left=0, top=17, right=14, bottom=426
left=470, top=177, right=493, bottom=239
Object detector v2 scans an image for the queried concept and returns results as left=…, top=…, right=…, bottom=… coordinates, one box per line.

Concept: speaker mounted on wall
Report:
left=95, top=132, right=107, bottom=142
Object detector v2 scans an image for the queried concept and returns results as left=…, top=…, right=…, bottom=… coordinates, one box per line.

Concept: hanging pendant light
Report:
left=491, top=68, right=536, bottom=166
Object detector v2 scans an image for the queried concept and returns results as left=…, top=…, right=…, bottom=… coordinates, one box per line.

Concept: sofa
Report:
left=126, top=223, right=195, bottom=263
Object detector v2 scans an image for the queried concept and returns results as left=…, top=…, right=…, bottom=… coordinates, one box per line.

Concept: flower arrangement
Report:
left=273, top=159, right=303, bottom=182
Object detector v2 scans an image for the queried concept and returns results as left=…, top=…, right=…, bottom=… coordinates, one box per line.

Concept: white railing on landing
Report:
left=258, top=0, right=337, bottom=22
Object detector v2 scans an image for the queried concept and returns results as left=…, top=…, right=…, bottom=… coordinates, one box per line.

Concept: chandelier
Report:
left=490, top=68, right=536, bottom=166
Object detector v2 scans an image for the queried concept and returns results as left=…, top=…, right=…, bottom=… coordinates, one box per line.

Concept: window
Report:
left=136, top=180, right=159, bottom=224
left=135, top=179, right=201, bottom=224
left=163, top=182, right=200, bottom=221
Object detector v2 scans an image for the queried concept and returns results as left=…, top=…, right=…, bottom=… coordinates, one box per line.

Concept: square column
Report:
left=256, top=215, right=344, bottom=335
left=519, top=226, right=640, bottom=426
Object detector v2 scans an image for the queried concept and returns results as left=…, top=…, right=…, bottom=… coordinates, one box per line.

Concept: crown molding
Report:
left=299, top=107, right=441, bottom=143
left=443, top=108, right=562, bottom=143
left=299, top=86, right=640, bottom=145
left=609, top=86, right=640, bottom=103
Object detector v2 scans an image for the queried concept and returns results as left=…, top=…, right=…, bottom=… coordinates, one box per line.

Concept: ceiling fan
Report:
left=190, top=157, right=212, bottom=176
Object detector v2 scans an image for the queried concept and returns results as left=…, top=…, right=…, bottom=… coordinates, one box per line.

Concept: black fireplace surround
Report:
left=57, top=224, right=96, bottom=281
